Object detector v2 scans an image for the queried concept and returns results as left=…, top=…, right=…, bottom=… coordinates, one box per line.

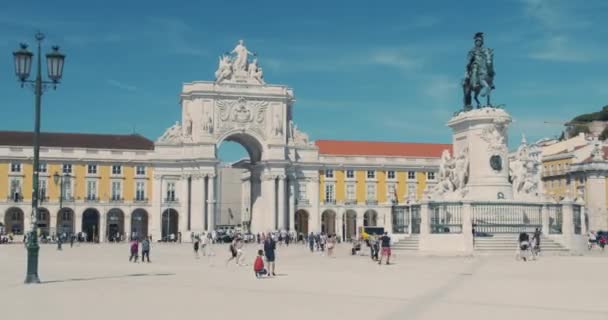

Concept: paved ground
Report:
left=0, top=242, right=607, bottom=320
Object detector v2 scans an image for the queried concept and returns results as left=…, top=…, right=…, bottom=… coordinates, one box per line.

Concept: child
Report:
left=253, top=249, right=268, bottom=278
left=129, top=239, right=139, bottom=263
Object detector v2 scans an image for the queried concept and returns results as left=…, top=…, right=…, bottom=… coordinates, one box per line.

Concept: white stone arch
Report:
left=215, top=129, right=266, bottom=163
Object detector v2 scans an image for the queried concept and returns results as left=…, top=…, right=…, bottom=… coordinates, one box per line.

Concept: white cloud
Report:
left=529, top=35, right=593, bottom=62
left=369, top=48, right=423, bottom=70
left=521, top=0, right=590, bottom=31
left=107, top=79, right=137, bottom=92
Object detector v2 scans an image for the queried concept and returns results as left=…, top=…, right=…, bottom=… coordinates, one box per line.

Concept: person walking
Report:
left=226, top=238, right=239, bottom=266
left=263, top=233, right=277, bottom=276
left=141, top=237, right=151, bottom=263
left=129, top=239, right=139, bottom=263
left=193, top=236, right=200, bottom=259
left=532, top=227, right=541, bottom=255
left=327, top=234, right=336, bottom=257
left=308, top=232, right=315, bottom=252
left=378, top=232, right=392, bottom=265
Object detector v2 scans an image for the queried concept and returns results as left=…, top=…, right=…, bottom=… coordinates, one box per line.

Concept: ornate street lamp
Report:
left=15, top=31, right=66, bottom=284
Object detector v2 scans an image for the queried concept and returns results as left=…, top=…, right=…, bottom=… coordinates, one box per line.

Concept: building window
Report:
left=408, top=184, right=416, bottom=197
left=62, top=164, right=72, bottom=174
left=136, top=182, right=145, bottom=201
left=87, top=164, right=97, bottom=175
left=427, top=172, right=436, bottom=180
left=325, top=169, right=334, bottom=178
left=61, top=210, right=71, bottom=221
left=387, top=170, right=396, bottom=180
left=38, top=163, right=47, bottom=173
left=298, top=183, right=307, bottom=200
left=112, top=165, right=122, bottom=175
left=366, top=184, right=376, bottom=200
left=10, top=163, right=21, bottom=173
left=387, top=183, right=396, bottom=202
left=136, top=166, right=146, bottom=176
left=325, top=184, right=335, bottom=202
left=39, top=179, right=47, bottom=200
left=10, top=179, right=21, bottom=201
left=86, top=180, right=97, bottom=200
left=346, top=170, right=355, bottom=179
left=346, top=183, right=356, bottom=200
left=407, top=171, right=416, bottom=180
left=367, top=170, right=375, bottom=179
left=166, top=182, right=176, bottom=201
left=111, top=181, right=122, bottom=200
left=62, top=179, right=72, bottom=200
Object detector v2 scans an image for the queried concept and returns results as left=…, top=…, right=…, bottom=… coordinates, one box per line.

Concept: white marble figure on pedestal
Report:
left=432, top=147, right=470, bottom=199
left=157, top=121, right=183, bottom=143
left=509, top=138, right=541, bottom=201
left=232, top=40, right=254, bottom=72
left=273, top=113, right=282, bottom=136
left=215, top=55, right=233, bottom=83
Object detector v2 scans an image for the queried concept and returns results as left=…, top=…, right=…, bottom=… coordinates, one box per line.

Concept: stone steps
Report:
left=393, top=235, right=419, bottom=251
left=474, top=235, right=568, bottom=252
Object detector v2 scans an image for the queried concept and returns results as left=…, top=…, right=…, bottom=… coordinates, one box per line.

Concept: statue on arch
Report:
left=462, top=32, right=495, bottom=109
left=215, top=54, right=233, bottom=83
left=231, top=39, right=254, bottom=72
left=157, top=121, right=183, bottom=143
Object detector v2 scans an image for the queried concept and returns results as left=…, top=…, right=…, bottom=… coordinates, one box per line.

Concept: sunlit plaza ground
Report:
left=1, top=243, right=607, bottom=320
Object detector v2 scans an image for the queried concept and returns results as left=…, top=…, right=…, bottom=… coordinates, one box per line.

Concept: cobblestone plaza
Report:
left=0, top=244, right=606, bottom=320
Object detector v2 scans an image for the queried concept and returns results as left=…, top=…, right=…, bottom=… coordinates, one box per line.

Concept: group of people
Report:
left=587, top=230, right=607, bottom=250
left=517, top=228, right=542, bottom=261
left=353, top=232, right=392, bottom=265
left=128, top=236, right=152, bottom=263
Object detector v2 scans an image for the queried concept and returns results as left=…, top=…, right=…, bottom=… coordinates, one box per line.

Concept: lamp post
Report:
left=14, top=32, right=66, bottom=284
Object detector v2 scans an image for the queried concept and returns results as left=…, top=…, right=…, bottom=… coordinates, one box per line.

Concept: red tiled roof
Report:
left=0, top=131, right=154, bottom=150
left=315, top=140, right=452, bottom=158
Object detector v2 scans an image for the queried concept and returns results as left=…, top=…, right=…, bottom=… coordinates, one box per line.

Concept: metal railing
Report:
left=429, top=202, right=463, bottom=233
left=366, top=200, right=378, bottom=205
left=472, top=203, right=542, bottom=234
left=573, top=204, right=582, bottom=235
left=296, top=199, right=310, bottom=206
left=547, top=204, right=563, bottom=234
left=344, top=199, right=357, bottom=205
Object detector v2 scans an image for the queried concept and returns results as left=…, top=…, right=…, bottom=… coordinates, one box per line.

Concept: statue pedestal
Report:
left=448, top=107, right=513, bottom=200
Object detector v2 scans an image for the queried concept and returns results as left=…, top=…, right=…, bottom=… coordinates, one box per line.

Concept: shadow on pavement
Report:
left=40, top=273, right=175, bottom=284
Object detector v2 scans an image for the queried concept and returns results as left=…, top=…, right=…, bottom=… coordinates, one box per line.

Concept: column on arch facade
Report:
left=288, top=178, right=296, bottom=232
left=206, top=173, right=216, bottom=232
left=277, top=175, right=286, bottom=231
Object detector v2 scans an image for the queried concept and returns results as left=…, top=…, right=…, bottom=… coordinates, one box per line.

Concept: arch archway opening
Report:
left=57, top=208, right=75, bottom=236
left=344, top=210, right=357, bottom=241
left=106, top=208, right=125, bottom=242
left=4, top=207, right=24, bottom=235
left=364, top=210, right=378, bottom=227
left=321, top=210, right=337, bottom=235
left=161, top=209, right=179, bottom=241
left=295, top=209, right=309, bottom=236
left=82, top=208, right=100, bottom=242
left=216, top=132, right=264, bottom=233
left=36, top=208, right=51, bottom=237
left=131, top=209, right=149, bottom=240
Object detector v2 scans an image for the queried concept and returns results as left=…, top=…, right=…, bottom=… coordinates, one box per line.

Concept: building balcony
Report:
left=164, top=197, right=179, bottom=204
left=324, top=199, right=337, bottom=205
left=365, top=200, right=378, bottom=206
left=85, top=196, right=99, bottom=203
left=296, top=199, right=310, bottom=206
left=109, top=197, right=124, bottom=203
left=344, top=199, right=357, bottom=206
left=6, top=194, right=23, bottom=202
left=134, top=197, right=149, bottom=204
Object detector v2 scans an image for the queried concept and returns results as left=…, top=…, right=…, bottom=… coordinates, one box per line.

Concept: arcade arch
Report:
left=57, top=208, right=74, bottom=235
left=82, top=208, right=100, bottom=242
left=321, top=210, right=336, bottom=235
left=131, top=208, right=149, bottom=240
left=4, top=207, right=24, bottom=235
left=295, top=209, right=309, bottom=235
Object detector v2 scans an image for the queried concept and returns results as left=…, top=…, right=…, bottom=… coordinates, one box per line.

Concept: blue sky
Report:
left=0, top=0, right=606, bottom=161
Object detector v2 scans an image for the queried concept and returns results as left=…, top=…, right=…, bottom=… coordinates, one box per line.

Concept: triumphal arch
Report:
left=153, top=40, right=319, bottom=235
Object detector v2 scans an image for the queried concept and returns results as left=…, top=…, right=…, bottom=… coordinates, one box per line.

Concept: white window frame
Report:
left=87, top=164, right=97, bottom=175
left=427, top=172, right=436, bottom=181
left=345, top=170, right=355, bottom=179
left=166, top=182, right=176, bottom=201
left=297, top=182, right=307, bottom=201
left=366, top=183, right=376, bottom=201
left=135, top=181, right=146, bottom=201
left=366, top=170, right=376, bottom=179
left=325, top=183, right=335, bottom=202
left=387, top=170, right=396, bottom=180
left=325, top=169, right=334, bottom=179
left=136, top=165, right=146, bottom=176
left=62, top=178, right=73, bottom=200
left=10, top=178, right=22, bottom=201
left=39, top=178, right=47, bottom=200
left=407, top=171, right=416, bottom=181
left=62, top=164, right=72, bottom=174
left=86, top=180, right=97, bottom=200
left=10, top=162, right=21, bottom=173
left=38, top=163, right=47, bottom=173
left=111, top=165, right=122, bottom=175
left=111, top=181, right=122, bottom=200
left=346, top=183, right=356, bottom=201
left=387, top=183, right=396, bottom=202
